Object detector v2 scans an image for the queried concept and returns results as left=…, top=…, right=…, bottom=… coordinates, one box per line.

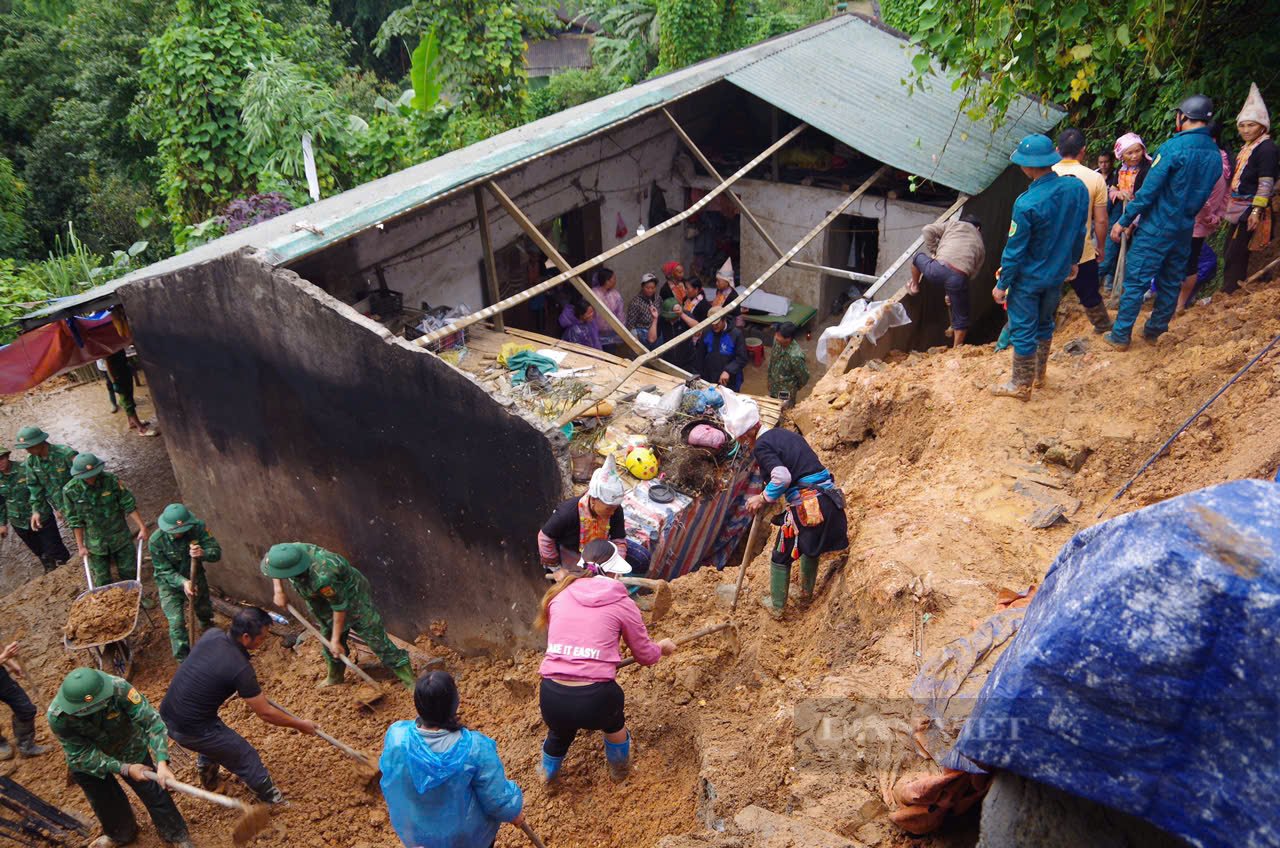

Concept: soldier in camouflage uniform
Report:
left=48, top=668, right=193, bottom=848
left=149, top=504, right=220, bottom=661
left=62, top=454, right=148, bottom=587
left=261, top=543, right=415, bottom=689
left=766, top=322, right=810, bottom=406
left=0, top=445, right=70, bottom=571
left=15, top=426, right=77, bottom=538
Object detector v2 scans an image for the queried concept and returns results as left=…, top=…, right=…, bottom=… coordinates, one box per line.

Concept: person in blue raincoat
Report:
left=380, top=671, right=525, bottom=848
left=1104, top=95, right=1225, bottom=350
left=991, top=134, right=1090, bottom=400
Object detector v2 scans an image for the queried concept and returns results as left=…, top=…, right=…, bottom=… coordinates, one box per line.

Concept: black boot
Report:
left=1085, top=302, right=1112, bottom=334
left=14, top=718, right=47, bottom=758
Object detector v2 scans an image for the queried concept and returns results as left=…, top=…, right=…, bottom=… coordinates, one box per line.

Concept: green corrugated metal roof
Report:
left=727, top=17, right=1062, bottom=196
left=22, top=14, right=1061, bottom=327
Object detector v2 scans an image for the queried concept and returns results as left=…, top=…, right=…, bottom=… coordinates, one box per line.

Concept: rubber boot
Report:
left=0, top=736, right=12, bottom=761
left=990, top=352, right=1035, bottom=401
left=14, top=718, right=47, bottom=758
left=540, top=750, right=564, bottom=784
left=767, top=561, right=791, bottom=620
left=1085, top=302, right=1112, bottom=334
left=797, top=555, right=818, bottom=605
left=604, top=733, right=631, bottom=782
left=317, top=657, right=345, bottom=688
left=392, top=664, right=416, bottom=690
left=1032, top=339, right=1051, bottom=389
left=995, top=321, right=1012, bottom=352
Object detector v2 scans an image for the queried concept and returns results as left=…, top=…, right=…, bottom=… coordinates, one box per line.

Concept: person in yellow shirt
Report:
left=1053, top=128, right=1113, bottom=335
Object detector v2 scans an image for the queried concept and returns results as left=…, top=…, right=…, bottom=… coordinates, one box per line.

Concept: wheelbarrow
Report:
left=63, top=539, right=145, bottom=680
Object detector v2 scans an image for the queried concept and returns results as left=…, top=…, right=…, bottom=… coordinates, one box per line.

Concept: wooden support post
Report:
left=484, top=181, right=659, bottom=365
left=474, top=187, right=504, bottom=332
left=860, top=195, right=968, bottom=301
left=412, top=124, right=809, bottom=349
left=553, top=167, right=889, bottom=427
left=662, top=109, right=877, bottom=288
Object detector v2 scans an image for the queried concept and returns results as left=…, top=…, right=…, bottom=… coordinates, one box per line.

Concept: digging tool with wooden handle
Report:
left=286, top=604, right=384, bottom=698
left=618, top=576, right=672, bottom=621
left=732, top=515, right=765, bottom=611
left=141, top=770, right=269, bottom=846
left=264, top=699, right=377, bottom=770
left=617, top=622, right=733, bottom=668
left=518, top=820, right=549, bottom=848
left=187, top=556, right=198, bottom=648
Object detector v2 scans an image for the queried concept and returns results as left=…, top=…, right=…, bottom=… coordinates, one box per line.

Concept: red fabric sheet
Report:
left=0, top=317, right=129, bottom=395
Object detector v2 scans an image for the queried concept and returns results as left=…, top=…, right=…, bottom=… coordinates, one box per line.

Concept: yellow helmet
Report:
left=625, top=447, right=659, bottom=480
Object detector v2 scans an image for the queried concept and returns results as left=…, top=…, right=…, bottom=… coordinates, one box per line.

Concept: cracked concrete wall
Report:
left=121, top=249, right=560, bottom=651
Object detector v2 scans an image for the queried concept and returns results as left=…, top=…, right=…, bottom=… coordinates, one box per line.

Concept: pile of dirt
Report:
left=64, top=586, right=141, bottom=645
left=1, top=284, right=1278, bottom=848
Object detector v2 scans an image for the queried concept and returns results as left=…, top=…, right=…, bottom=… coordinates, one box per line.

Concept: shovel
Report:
left=285, top=605, right=385, bottom=705
left=517, top=820, right=549, bottom=848
left=187, top=556, right=199, bottom=649
left=617, top=576, right=672, bottom=621
left=731, top=515, right=766, bottom=611
left=142, top=770, right=269, bottom=846
left=617, top=621, right=735, bottom=668
left=265, top=698, right=381, bottom=785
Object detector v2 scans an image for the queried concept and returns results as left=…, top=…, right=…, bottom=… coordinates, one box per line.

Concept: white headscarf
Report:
left=1238, top=82, right=1270, bottom=130
left=587, top=459, right=625, bottom=506
left=716, top=259, right=734, bottom=282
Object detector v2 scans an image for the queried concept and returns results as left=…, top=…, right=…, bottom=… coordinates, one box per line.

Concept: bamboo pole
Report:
left=412, top=123, right=809, bottom=348
left=483, top=181, right=655, bottom=363
left=553, top=167, right=889, bottom=427
left=474, top=187, right=504, bottom=332
left=661, top=108, right=878, bottom=288
left=859, top=195, right=969, bottom=301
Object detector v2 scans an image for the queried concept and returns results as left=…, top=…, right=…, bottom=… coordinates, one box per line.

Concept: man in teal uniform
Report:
left=261, top=543, right=415, bottom=689
left=61, top=453, right=148, bottom=586
left=1105, top=94, right=1225, bottom=349
left=48, top=668, right=193, bottom=848
left=992, top=134, right=1090, bottom=400
left=15, top=426, right=76, bottom=541
left=149, top=503, right=221, bottom=661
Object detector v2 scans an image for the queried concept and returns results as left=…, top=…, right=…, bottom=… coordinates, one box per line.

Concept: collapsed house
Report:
left=19, top=13, right=1062, bottom=651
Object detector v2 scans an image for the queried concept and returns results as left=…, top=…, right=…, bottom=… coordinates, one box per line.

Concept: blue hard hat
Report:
left=1010, top=134, right=1062, bottom=168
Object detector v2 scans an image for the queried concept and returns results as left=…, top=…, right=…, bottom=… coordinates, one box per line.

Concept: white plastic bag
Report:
left=816, top=300, right=912, bottom=364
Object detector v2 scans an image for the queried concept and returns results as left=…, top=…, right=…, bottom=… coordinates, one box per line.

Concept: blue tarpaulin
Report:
left=951, top=480, right=1280, bottom=848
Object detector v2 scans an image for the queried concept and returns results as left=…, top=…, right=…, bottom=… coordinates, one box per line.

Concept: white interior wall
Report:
left=733, top=179, right=946, bottom=305
left=335, top=113, right=689, bottom=317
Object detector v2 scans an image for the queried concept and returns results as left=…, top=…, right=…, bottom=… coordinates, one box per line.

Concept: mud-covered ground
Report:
left=0, top=277, right=1276, bottom=847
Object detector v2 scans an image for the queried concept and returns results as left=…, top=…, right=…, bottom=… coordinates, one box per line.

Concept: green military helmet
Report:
left=261, top=543, right=310, bottom=578
left=0, top=445, right=9, bottom=456
left=14, top=426, right=48, bottom=450
left=52, top=668, right=115, bottom=716
left=70, top=453, right=105, bottom=480
left=660, top=297, right=680, bottom=320
left=158, top=503, right=198, bottom=535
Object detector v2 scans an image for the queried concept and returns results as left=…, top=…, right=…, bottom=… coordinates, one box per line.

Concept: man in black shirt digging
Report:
left=160, top=607, right=317, bottom=803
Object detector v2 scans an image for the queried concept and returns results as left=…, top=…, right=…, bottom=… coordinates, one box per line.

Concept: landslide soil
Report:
left=65, top=586, right=142, bottom=644
left=0, top=281, right=1277, bottom=848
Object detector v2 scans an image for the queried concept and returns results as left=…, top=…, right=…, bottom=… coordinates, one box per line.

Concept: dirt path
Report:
left=0, top=282, right=1276, bottom=847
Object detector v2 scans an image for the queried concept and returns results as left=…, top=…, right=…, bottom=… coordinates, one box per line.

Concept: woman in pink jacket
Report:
left=535, top=540, right=676, bottom=783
